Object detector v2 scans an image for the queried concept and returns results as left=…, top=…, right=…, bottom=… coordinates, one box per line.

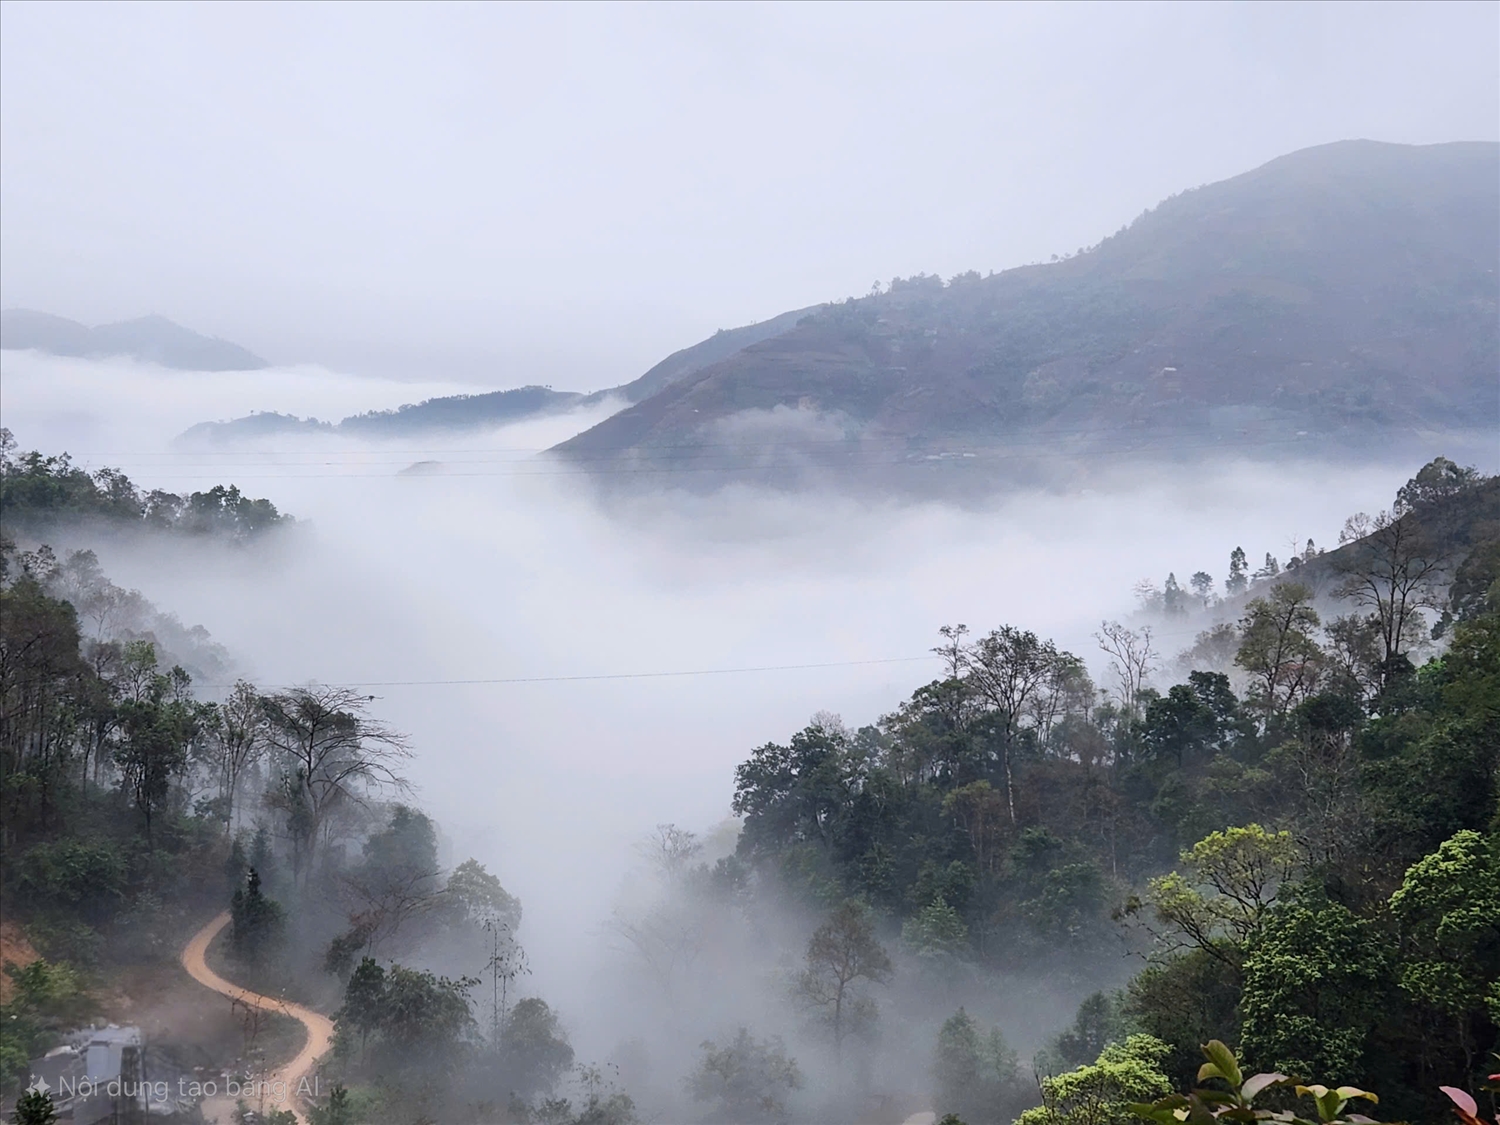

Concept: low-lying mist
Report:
left=0, top=348, right=1444, bottom=1095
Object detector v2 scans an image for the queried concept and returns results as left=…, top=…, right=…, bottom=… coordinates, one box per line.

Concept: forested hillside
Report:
left=0, top=428, right=288, bottom=539
left=1, top=451, right=1495, bottom=1125
left=717, top=455, right=1499, bottom=1120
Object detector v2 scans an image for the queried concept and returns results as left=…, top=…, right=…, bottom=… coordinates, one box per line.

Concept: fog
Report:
left=1, top=349, right=1430, bottom=1070
left=3, top=3, right=1497, bottom=384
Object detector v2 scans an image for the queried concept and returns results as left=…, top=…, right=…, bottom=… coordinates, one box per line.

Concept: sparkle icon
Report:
left=25, top=1074, right=51, bottom=1096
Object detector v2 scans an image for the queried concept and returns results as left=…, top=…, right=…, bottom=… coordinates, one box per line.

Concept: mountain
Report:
left=585, top=305, right=820, bottom=405
left=339, top=385, right=584, bottom=434
left=1, top=309, right=269, bottom=370
left=551, top=140, right=1499, bottom=483
left=177, top=385, right=585, bottom=445
left=174, top=314, right=830, bottom=443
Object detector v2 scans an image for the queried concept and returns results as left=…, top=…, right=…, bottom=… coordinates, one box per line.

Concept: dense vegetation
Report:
left=721, top=458, right=1499, bottom=1122
left=1, top=453, right=1495, bottom=1125
left=0, top=516, right=621, bottom=1123
left=0, top=428, right=288, bottom=539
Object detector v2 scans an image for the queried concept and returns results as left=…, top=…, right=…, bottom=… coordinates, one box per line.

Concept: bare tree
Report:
left=339, top=863, right=444, bottom=955
left=1334, top=508, right=1447, bottom=679
left=201, top=680, right=266, bottom=835
left=260, top=686, right=411, bottom=883
left=482, top=916, right=529, bottom=1046
left=609, top=897, right=708, bottom=1006
left=641, top=823, right=702, bottom=887
left=610, top=823, right=709, bottom=1004
left=934, top=623, right=969, bottom=682
left=1095, top=621, right=1156, bottom=719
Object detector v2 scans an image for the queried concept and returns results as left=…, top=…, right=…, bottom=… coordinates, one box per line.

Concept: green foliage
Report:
left=1238, top=895, right=1393, bottom=1081
left=733, top=723, right=860, bottom=861
left=111, top=645, right=205, bottom=845
left=1396, top=456, right=1483, bottom=515
left=933, top=1008, right=1031, bottom=1125
left=306, top=1082, right=354, bottom=1125
left=1362, top=615, right=1500, bottom=868
left=379, top=964, right=478, bottom=1074
left=687, top=1028, right=803, bottom=1124
left=1140, top=674, right=1248, bottom=770
left=903, top=897, right=969, bottom=957
left=1016, top=1035, right=1172, bottom=1125
left=1142, top=825, right=1298, bottom=957
left=9, top=1089, right=59, bottom=1125
left=0, top=431, right=288, bottom=538
left=361, top=804, right=437, bottom=877
left=333, top=955, right=478, bottom=1079
left=1022, top=861, right=1109, bottom=948
left=1123, top=949, right=1242, bottom=1092
left=229, top=867, right=286, bottom=966
left=1391, top=830, right=1500, bottom=1019
left=1235, top=584, right=1322, bottom=733
left=14, top=838, right=126, bottom=925
left=720, top=563, right=1496, bottom=1108
left=1130, top=1039, right=1381, bottom=1125
left=0, top=958, right=92, bottom=1092
left=446, top=857, right=522, bottom=930
left=537, top=1087, right=639, bottom=1125
left=1042, top=992, right=1131, bottom=1073
left=335, top=957, right=386, bottom=1056
left=500, top=997, right=575, bottom=1098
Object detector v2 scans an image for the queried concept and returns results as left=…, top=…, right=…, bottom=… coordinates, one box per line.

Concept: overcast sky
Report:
left=2, top=1, right=1496, bottom=388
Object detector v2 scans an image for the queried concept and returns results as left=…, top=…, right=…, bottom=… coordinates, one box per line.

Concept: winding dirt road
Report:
left=180, top=911, right=334, bottom=1125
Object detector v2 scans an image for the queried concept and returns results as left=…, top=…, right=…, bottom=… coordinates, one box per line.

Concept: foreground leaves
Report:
left=1130, top=1041, right=1387, bottom=1125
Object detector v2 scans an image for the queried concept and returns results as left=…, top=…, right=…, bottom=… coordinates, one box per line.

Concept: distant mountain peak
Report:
left=1, top=308, right=269, bottom=371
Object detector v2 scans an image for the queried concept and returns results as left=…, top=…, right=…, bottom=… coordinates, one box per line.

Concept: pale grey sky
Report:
left=2, top=0, right=1496, bottom=387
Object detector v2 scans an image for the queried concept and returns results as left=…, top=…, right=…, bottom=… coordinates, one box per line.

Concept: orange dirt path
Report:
left=180, top=911, right=335, bottom=1124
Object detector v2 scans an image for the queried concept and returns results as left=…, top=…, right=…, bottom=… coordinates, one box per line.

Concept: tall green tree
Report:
left=933, top=1008, right=1030, bottom=1124
left=229, top=867, right=286, bottom=966
left=111, top=643, right=203, bottom=847
left=1389, top=829, right=1500, bottom=1085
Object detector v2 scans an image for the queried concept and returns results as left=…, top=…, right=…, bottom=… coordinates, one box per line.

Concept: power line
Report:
left=214, top=654, right=938, bottom=690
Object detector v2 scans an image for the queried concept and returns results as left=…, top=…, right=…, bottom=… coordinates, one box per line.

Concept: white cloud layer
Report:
left=1, top=351, right=1434, bottom=1040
